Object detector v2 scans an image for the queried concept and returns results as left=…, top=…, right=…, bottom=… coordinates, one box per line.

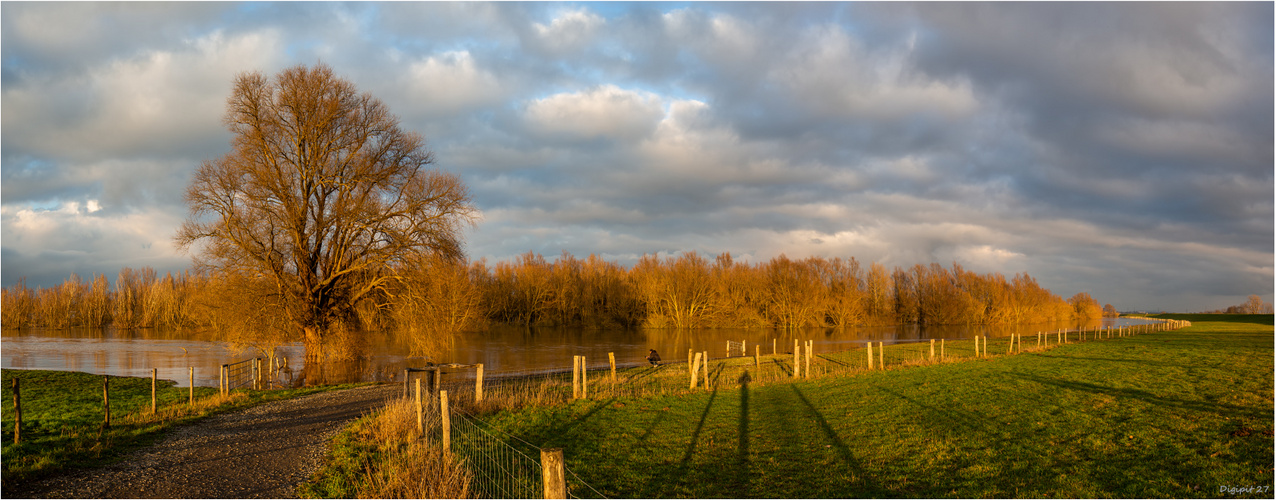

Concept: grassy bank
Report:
left=464, top=315, right=1273, bottom=498
left=0, top=369, right=359, bottom=486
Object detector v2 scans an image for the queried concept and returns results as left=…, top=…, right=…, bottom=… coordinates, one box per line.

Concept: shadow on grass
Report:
left=786, top=384, right=884, bottom=497
left=1008, top=372, right=1260, bottom=418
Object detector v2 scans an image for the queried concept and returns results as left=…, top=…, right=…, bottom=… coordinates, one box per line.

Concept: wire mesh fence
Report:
left=398, top=318, right=1190, bottom=499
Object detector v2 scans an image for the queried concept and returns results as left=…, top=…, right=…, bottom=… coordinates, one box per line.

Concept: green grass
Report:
left=0, top=369, right=362, bottom=487
left=468, top=315, right=1273, bottom=498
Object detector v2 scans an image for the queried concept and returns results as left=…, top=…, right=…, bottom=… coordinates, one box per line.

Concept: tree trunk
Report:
left=303, top=326, right=324, bottom=360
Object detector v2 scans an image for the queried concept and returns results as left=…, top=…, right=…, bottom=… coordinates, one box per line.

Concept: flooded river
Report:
left=1, top=317, right=1155, bottom=387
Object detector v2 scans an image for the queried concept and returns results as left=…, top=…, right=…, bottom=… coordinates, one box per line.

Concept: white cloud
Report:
left=532, top=8, right=604, bottom=54
left=525, top=85, right=665, bottom=142
left=401, top=51, right=506, bottom=116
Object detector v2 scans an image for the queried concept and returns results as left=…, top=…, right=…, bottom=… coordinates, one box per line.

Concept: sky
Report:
left=1, top=1, right=1272, bottom=313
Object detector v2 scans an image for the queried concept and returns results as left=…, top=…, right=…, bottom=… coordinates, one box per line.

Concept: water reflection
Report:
left=2, top=317, right=1154, bottom=387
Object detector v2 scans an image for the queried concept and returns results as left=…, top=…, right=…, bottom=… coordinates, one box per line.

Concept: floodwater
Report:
left=1, top=317, right=1156, bottom=388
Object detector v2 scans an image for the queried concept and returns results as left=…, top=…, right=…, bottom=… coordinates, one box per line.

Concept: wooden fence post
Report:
left=941, top=339, right=945, bottom=359
left=189, top=367, right=194, bottom=406
left=867, top=342, right=873, bottom=370
left=973, top=336, right=979, bottom=357
left=581, top=356, right=588, bottom=399
left=805, top=340, right=812, bottom=379
left=878, top=342, right=884, bottom=369
left=541, top=448, right=567, bottom=499
left=983, top=336, right=987, bottom=357
left=416, top=378, right=423, bottom=436
left=404, top=369, right=410, bottom=400
left=743, top=340, right=747, bottom=359
left=727, top=341, right=732, bottom=358
left=476, top=364, right=484, bottom=402
left=12, top=378, right=20, bottom=444
left=608, top=353, right=616, bottom=382
left=773, top=338, right=776, bottom=355
left=574, top=356, right=584, bottom=398
left=103, top=375, right=110, bottom=428
left=930, top=339, right=935, bottom=360
left=440, top=390, right=450, bottom=454
left=754, top=345, right=760, bottom=368
left=690, top=353, right=702, bottom=390
left=151, top=368, right=158, bottom=414
left=702, top=351, right=708, bottom=388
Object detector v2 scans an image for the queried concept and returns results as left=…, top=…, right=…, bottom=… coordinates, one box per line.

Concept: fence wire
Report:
left=406, top=319, right=1187, bottom=499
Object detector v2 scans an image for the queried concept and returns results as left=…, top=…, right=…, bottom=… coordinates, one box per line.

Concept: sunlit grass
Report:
left=464, top=315, right=1272, bottom=498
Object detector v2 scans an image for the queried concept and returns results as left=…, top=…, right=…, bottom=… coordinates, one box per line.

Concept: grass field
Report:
left=0, top=369, right=360, bottom=486
left=464, top=314, right=1273, bottom=498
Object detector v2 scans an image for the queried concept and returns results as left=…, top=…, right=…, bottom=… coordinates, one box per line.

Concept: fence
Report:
left=392, top=318, right=1193, bottom=499
left=220, top=357, right=261, bottom=395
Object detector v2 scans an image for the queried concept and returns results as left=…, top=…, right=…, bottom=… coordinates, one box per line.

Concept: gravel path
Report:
left=9, top=384, right=402, bottom=499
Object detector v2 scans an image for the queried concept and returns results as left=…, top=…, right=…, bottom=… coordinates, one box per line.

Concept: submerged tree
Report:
left=177, top=63, right=477, bottom=358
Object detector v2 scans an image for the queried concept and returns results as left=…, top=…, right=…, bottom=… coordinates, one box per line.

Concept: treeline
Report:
left=1201, top=294, right=1273, bottom=314
left=2, top=251, right=1103, bottom=335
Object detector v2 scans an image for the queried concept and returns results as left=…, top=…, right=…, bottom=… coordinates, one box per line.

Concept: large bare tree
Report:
left=177, top=64, right=477, bottom=357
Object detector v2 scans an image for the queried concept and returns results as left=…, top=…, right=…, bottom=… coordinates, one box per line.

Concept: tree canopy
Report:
left=176, top=63, right=477, bottom=356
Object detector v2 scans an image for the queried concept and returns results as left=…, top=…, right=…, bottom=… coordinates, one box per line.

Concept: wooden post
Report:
left=608, top=353, right=616, bottom=382
left=690, top=353, right=701, bottom=389
left=701, top=351, right=708, bottom=388
left=476, top=363, right=484, bottom=402
left=727, top=341, right=732, bottom=358
left=12, top=378, right=20, bottom=444
left=743, top=340, right=747, bottom=359
left=1017, top=334, right=1022, bottom=353
left=189, top=367, right=194, bottom=406
left=440, top=390, right=450, bottom=454
left=867, top=342, right=873, bottom=370
left=581, top=356, right=588, bottom=399
left=930, top=339, right=935, bottom=360
left=103, top=375, right=110, bottom=428
left=772, top=338, right=776, bottom=355
left=878, top=342, right=884, bottom=369
left=404, top=369, right=410, bottom=399
left=941, top=339, right=945, bottom=359
left=220, top=365, right=226, bottom=397
left=416, top=378, right=423, bottom=436
left=805, top=340, right=812, bottom=379
left=151, top=368, right=158, bottom=414
left=541, top=448, right=567, bottom=499
left=974, top=336, right=979, bottom=357
left=573, top=356, right=581, bottom=399
left=754, top=345, right=760, bottom=368
left=983, top=336, right=987, bottom=357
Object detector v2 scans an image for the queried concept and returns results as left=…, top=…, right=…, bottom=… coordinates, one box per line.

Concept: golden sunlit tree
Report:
left=177, top=63, right=477, bottom=358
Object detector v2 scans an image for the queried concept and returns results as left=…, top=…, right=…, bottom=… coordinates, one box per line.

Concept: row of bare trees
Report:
left=2, top=251, right=1105, bottom=359
left=1, top=268, right=205, bottom=330
left=1203, top=294, right=1274, bottom=314
left=471, top=251, right=1091, bottom=329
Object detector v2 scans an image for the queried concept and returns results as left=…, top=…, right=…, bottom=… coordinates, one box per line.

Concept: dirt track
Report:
left=8, top=384, right=401, bottom=499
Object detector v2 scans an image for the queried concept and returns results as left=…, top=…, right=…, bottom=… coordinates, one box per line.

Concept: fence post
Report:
left=727, top=341, right=731, bottom=358
left=432, top=368, right=441, bottom=395
left=608, top=353, right=616, bottom=382
left=930, top=339, right=935, bottom=360
left=12, top=378, right=20, bottom=444
left=754, top=345, right=760, bottom=368
left=103, top=375, right=110, bottom=428
left=541, top=448, right=567, bottom=499
left=404, top=369, right=410, bottom=399
left=440, top=390, right=450, bottom=454
left=574, top=354, right=584, bottom=397
left=151, top=368, right=158, bottom=414
left=189, top=367, right=194, bottom=406
left=743, top=340, right=747, bottom=359
left=702, top=351, right=708, bottom=388
left=878, top=342, right=884, bottom=369
left=416, top=378, right=424, bottom=437
left=983, top=336, right=988, bottom=357
left=476, top=363, right=484, bottom=402
left=772, top=338, right=776, bottom=355
left=941, top=338, right=945, bottom=359
left=582, top=356, right=588, bottom=399
left=867, top=342, right=873, bottom=370
left=804, top=340, right=812, bottom=379
left=690, top=352, right=701, bottom=389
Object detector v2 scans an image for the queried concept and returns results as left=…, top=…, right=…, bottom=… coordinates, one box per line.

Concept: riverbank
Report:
left=318, top=314, right=1271, bottom=498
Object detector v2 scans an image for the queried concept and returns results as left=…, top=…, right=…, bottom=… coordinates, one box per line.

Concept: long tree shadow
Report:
left=657, top=383, right=719, bottom=497
left=735, top=370, right=751, bottom=497
left=1007, top=371, right=1261, bottom=418
left=786, top=384, right=887, bottom=497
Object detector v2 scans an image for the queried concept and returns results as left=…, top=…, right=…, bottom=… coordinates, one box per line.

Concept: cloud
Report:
left=524, top=85, right=665, bottom=142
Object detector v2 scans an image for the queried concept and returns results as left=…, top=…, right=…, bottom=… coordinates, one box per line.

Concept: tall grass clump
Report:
left=302, top=397, right=471, bottom=499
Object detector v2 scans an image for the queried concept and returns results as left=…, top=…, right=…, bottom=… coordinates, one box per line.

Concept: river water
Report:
left=1, top=317, right=1155, bottom=388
